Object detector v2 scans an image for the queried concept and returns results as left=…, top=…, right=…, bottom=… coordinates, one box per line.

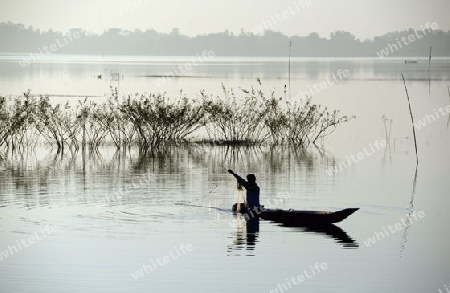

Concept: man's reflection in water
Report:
left=227, top=214, right=260, bottom=256
left=246, top=216, right=259, bottom=249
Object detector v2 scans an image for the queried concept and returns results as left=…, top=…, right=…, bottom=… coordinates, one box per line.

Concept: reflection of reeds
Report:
left=0, top=143, right=330, bottom=210
left=401, top=74, right=419, bottom=166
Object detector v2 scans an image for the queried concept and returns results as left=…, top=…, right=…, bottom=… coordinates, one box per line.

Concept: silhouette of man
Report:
left=228, top=169, right=260, bottom=210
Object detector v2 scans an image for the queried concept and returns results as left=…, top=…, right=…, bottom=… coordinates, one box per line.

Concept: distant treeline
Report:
left=0, top=22, right=449, bottom=57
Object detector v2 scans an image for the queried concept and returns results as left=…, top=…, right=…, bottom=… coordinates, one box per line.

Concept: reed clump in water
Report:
left=0, top=91, right=113, bottom=154
left=93, top=99, right=135, bottom=149
left=0, top=94, right=34, bottom=154
left=285, top=98, right=352, bottom=147
left=120, top=91, right=205, bottom=150
left=201, top=84, right=267, bottom=144
left=0, top=83, right=353, bottom=154
left=201, top=83, right=354, bottom=147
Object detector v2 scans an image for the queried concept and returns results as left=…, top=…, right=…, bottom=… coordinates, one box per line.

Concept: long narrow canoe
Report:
left=233, top=203, right=359, bottom=225
left=259, top=208, right=359, bottom=225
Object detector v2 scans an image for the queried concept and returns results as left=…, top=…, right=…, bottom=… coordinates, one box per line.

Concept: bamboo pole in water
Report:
left=288, top=39, right=292, bottom=98
left=428, top=47, right=432, bottom=95
left=400, top=76, right=419, bottom=256
left=447, top=85, right=450, bottom=129
left=401, top=74, right=419, bottom=166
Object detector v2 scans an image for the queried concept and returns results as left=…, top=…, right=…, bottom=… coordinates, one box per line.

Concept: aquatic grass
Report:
left=202, top=83, right=353, bottom=147
left=0, top=96, right=7, bottom=157
left=262, top=91, right=289, bottom=144
left=201, top=84, right=269, bottom=144
left=120, top=91, right=205, bottom=150
left=0, top=83, right=352, bottom=153
left=34, top=96, right=82, bottom=153
left=283, top=97, right=353, bottom=147
left=95, top=100, right=135, bottom=149
left=92, top=89, right=136, bottom=149
left=77, top=98, right=111, bottom=149
left=0, top=92, right=40, bottom=152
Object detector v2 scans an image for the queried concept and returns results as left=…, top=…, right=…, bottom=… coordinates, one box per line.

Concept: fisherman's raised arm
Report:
left=228, top=169, right=249, bottom=188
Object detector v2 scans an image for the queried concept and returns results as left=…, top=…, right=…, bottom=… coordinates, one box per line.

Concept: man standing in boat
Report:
left=228, top=170, right=260, bottom=212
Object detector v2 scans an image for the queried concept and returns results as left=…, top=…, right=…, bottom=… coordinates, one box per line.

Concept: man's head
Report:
left=247, top=174, right=256, bottom=183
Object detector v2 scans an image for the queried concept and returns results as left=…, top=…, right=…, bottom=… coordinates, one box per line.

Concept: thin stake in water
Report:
left=428, top=46, right=432, bottom=96
left=401, top=74, right=418, bottom=166
left=288, top=39, right=292, bottom=98
left=447, top=85, right=450, bottom=129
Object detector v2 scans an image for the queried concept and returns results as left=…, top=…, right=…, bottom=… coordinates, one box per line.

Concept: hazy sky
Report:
left=1, top=0, right=449, bottom=39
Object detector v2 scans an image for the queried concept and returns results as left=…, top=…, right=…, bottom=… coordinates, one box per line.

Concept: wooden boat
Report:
left=259, top=207, right=359, bottom=226
left=232, top=203, right=359, bottom=226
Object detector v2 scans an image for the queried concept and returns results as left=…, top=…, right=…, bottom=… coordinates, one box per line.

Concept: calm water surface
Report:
left=0, top=56, right=449, bottom=292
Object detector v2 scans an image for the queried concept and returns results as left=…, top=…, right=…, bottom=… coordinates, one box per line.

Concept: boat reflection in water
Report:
left=276, top=222, right=359, bottom=248
left=227, top=213, right=358, bottom=256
